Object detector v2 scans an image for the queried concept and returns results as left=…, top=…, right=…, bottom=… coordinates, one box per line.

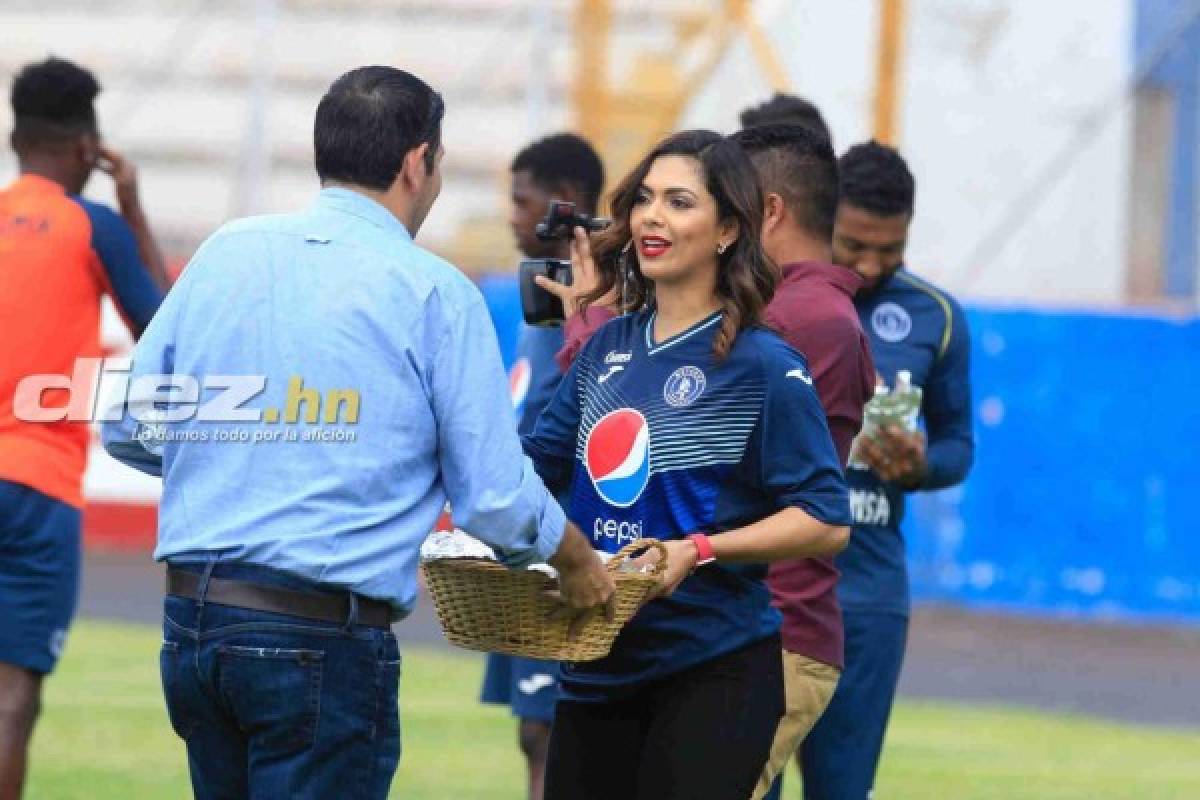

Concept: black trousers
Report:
left=545, top=634, right=785, bottom=800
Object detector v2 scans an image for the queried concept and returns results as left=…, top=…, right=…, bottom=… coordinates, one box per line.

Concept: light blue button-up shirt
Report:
left=102, top=189, right=566, bottom=612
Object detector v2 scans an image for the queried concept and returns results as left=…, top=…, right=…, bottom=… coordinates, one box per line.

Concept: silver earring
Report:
left=716, top=243, right=727, bottom=255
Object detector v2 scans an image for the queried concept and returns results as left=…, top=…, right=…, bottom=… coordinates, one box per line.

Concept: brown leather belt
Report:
left=166, top=567, right=396, bottom=629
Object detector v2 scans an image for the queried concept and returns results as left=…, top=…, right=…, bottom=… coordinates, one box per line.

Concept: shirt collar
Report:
left=15, top=174, right=67, bottom=195
left=315, top=187, right=413, bottom=242
left=779, top=260, right=863, bottom=296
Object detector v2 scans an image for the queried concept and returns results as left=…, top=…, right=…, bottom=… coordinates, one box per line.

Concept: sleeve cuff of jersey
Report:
left=780, top=491, right=853, bottom=527
left=919, top=444, right=972, bottom=491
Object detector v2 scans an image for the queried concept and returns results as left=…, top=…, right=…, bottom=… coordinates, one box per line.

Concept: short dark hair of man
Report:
left=839, top=140, right=915, bottom=217
left=731, top=123, right=839, bottom=241
left=511, top=133, right=605, bottom=216
left=739, top=92, right=831, bottom=146
left=10, top=57, right=100, bottom=150
left=314, top=66, right=444, bottom=191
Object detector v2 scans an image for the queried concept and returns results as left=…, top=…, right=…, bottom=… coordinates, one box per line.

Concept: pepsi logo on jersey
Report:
left=509, top=357, right=531, bottom=411
left=593, top=517, right=644, bottom=545
left=585, top=408, right=651, bottom=508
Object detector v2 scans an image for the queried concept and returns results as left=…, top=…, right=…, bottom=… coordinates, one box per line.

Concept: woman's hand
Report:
left=626, top=538, right=699, bottom=600
left=533, top=226, right=617, bottom=317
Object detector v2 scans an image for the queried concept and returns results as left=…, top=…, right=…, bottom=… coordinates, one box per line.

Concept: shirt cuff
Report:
left=533, top=495, right=567, bottom=563
left=492, top=492, right=566, bottom=569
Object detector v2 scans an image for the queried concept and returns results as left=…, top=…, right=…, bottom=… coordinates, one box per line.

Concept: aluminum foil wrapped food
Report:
left=419, top=529, right=654, bottom=576
left=419, top=529, right=500, bottom=562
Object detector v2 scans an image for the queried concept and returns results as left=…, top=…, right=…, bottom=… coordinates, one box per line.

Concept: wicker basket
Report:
left=422, top=539, right=666, bottom=662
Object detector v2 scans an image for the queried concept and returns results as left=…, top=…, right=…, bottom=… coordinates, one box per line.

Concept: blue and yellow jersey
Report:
left=842, top=267, right=975, bottom=615
left=524, top=309, right=850, bottom=700
left=0, top=174, right=162, bottom=507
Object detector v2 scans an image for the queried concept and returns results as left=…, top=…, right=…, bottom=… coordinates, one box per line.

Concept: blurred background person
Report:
left=739, top=92, right=833, bottom=147
left=730, top=122, right=876, bottom=800
left=800, top=141, right=974, bottom=800
left=480, top=131, right=604, bottom=800
left=0, top=56, right=164, bottom=800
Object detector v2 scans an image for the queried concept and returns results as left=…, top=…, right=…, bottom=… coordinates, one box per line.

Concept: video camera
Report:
left=519, top=201, right=610, bottom=327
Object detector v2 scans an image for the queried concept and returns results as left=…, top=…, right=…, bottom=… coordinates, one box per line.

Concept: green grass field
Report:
left=26, top=621, right=1200, bottom=799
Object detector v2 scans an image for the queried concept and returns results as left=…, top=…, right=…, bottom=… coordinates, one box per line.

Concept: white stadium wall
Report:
left=684, top=0, right=1134, bottom=306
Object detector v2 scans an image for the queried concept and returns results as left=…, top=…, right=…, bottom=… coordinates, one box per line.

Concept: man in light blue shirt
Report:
left=102, top=66, right=612, bottom=800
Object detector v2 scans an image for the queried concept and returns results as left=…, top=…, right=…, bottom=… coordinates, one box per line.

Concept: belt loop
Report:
left=343, top=592, right=359, bottom=632
left=196, top=555, right=218, bottom=623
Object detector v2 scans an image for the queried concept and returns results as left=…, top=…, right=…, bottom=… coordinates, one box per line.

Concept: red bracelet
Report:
left=686, top=533, right=716, bottom=568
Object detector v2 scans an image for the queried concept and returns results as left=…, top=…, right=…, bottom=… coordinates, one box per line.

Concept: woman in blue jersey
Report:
left=523, top=130, right=852, bottom=800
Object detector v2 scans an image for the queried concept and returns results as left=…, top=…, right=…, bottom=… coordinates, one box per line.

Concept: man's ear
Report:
left=77, top=134, right=99, bottom=167
left=763, top=192, right=787, bottom=234
left=400, top=142, right=431, bottom=189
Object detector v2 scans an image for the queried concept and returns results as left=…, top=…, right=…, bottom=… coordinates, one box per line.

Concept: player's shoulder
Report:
left=776, top=302, right=865, bottom=350
left=70, top=195, right=129, bottom=238
left=578, top=309, right=644, bottom=361
left=891, top=268, right=965, bottom=318
left=769, top=286, right=855, bottom=328
left=12, top=190, right=91, bottom=248
left=889, top=268, right=970, bottom=357
left=69, top=193, right=115, bottom=220
left=733, top=325, right=812, bottom=383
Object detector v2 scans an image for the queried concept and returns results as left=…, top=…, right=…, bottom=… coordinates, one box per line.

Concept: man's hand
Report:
left=96, top=144, right=141, bottom=212
left=534, top=226, right=616, bottom=318
left=546, top=522, right=616, bottom=639
left=853, top=424, right=927, bottom=489
left=95, top=143, right=170, bottom=289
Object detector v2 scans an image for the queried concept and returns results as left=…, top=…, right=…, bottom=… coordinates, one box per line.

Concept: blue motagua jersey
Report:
left=841, top=268, right=975, bottom=616
left=509, top=324, right=565, bottom=437
left=524, top=309, right=851, bottom=701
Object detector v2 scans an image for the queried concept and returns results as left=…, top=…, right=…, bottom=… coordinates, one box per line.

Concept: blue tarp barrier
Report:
left=908, top=307, right=1199, bottom=623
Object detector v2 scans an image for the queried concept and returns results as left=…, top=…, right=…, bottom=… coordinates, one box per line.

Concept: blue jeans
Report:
left=160, top=562, right=401, bottom=799
left=800, top=611, right=909, bottom=800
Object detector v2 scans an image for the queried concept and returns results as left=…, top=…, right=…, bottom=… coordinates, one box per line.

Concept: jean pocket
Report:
left=371, top=652, right=402, bottom=788
left=374, top=632, right=402, bottom=739
left=217, top=644, right=325, bottom=755
left=160, top=640, right=198, bottom=741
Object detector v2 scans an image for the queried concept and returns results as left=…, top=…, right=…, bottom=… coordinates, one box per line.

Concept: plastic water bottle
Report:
left=850, top=384, right=890, bottom=469
left=849, top=372, right=923, bottom=468
left=891, top=370, right=922, bottom=432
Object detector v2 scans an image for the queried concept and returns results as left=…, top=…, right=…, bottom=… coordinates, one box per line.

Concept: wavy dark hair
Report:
left=583, top=130, right=777, bottom=360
